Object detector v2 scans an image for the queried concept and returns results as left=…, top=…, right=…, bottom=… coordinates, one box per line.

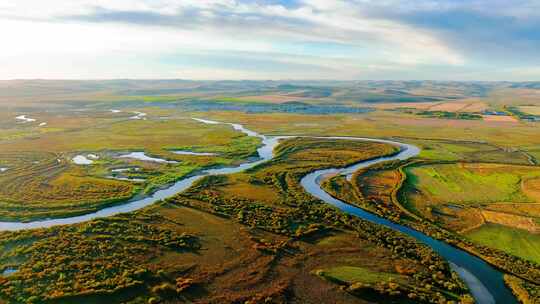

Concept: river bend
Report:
left=0, top=119, right=517, bottom=304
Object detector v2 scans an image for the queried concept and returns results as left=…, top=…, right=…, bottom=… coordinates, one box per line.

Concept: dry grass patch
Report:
left=523, top=178, right=540, bottom=202
left=220, top=176, right=281, bottom=205
left=486, top=203, right=540, bottom=218
left=428, top=102, right=470, bottom=112
left=481, top=209, right=540, bottom=233
left=482, top=115, right=519, bottom=123
left=519, top=106, right=540, bottom=116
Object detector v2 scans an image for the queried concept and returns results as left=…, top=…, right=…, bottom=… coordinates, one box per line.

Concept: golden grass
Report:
left=200, top=110, right=540, bottom=147
left=459, top=102, right=489, bottom=112
left=481, top=209, right=540, bottom=233
left=523, top=177, right=540, bottom=202
left=486, top=203, right=540, bottom=219
left=0, top=117, right=244, bottom=153
left=482, top=115, right=519, bottom=123
left=0, top=152, right=135, bottom=220
left=428, top=102, right=470, bottom=112
left=220, top=177, right=281, bottom=204
left=519, top=106, right=540, bottom=115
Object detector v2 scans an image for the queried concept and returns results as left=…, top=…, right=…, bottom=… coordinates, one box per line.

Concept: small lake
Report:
left=15, top=115, right=36, bottom=123
left=119, top=152, right=178, bottom=164
left=130, top=112, right=147, bottom=120
left=172, top=151, right=217, bottom=156
left=2, top=268, right=17, bottom=276
left=106, top=176, right=146, bottom=182
left=111, top=167, right=140, bottom=173
left=72, top=155, right=94, bottom=165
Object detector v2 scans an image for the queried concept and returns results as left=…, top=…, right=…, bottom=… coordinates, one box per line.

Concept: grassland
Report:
left=201, top=110, right=540, bottom=147
left=0, top=152, right=137, bottom=221
left=404, top=138, right=533, bottom=163
left=405, top=163, right=540, bottom=206
left=519, top=106, right=540, bottom=116
left=316, top=266, right=401, bottom=285
left=465, top=224, right=540, bottom=264
left=401, top=162, right=540, bottom=237
left=0, top=111, right=260, bottom=220
left=0, top=138, right=473, bottom=304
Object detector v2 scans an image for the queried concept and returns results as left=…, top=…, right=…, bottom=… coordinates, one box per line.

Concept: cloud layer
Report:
left=0, top=0, right=539, bottom=80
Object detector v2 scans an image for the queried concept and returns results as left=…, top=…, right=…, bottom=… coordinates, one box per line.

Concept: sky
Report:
left=0, top=0, right=539, bottom=81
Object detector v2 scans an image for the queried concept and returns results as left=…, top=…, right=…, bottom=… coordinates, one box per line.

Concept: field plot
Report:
left=519, top=106, right=540, bottom=116
left=405, top=163, right=540, bottom=206
left=465, top=224, right=540, bottom=264
left=200, top=110, right=540, bottom=147
left=402, top=163, right=540, bottom=234
left=407, top=139, right=531, bottom=163
left=482, top=114, right=519, bottom=123
left=427, top=102, right=471, bottom=112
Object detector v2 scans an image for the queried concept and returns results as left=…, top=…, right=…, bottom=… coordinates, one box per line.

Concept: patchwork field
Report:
left=400, top=160, right=540, bottom=288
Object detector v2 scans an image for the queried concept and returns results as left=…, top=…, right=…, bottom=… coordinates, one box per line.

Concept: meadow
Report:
left=0, top=110, right=260, bottom=220
left=405, top=163, right=540, bottom=206
left=465, top=224, right=540, bottom=264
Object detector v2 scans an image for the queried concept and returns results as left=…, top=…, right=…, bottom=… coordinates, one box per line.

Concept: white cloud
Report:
left=2, top=0, right=535, bottom=80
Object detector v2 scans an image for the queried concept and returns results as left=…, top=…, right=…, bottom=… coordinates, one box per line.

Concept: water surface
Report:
left=172, top=151, right=217, bottom=156
left=72, top=155, right=93, bottom=165
left=119, top=152, right=178, bottom=164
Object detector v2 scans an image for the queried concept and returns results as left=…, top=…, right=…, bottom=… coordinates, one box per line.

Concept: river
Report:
left=0, top=118, right=517, bottom=303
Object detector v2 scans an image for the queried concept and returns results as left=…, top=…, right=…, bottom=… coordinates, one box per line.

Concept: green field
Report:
left=409, top=139, right=533, bottom=164
left=316, top=266, right=400, bottom=284
left=405, top=163, right=540, bottom=205
left=466, top=224, right=540, bottom=264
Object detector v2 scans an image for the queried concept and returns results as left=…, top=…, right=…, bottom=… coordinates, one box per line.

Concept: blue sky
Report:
left=0, top=0, right=539, bottom=80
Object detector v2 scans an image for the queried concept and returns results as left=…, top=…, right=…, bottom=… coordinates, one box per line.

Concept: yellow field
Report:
left=200, top=110, right=540, bottom=147
left=519, top=106, right=540, bottom=115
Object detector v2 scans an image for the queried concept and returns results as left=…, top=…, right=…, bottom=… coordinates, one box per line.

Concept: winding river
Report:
left=0, top=118, right=516, bottom=304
